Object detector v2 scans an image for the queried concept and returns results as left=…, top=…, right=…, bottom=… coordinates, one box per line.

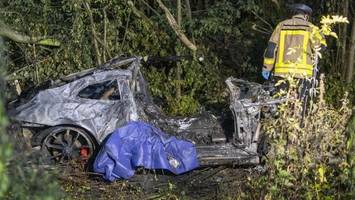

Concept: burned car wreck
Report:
left=8, top=56, right=278, bottom=169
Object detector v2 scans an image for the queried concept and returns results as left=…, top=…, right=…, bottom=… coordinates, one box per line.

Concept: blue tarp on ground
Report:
left=93, top=121, right=199, bottom=181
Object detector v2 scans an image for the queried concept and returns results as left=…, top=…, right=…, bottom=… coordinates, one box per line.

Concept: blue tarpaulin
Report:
left=93, top=121, right=199, bottom=181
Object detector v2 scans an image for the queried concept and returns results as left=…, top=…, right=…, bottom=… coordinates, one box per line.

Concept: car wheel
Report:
left=41, top=126, right=96, bottom=163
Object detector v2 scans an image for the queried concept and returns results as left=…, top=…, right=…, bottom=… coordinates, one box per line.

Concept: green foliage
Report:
left=0, top=34, right=63, bottom=200
left=346, top=112, right=355, bottom=190
left=246, top=77, right=354, bottom=199
left=0, top=97, right=11, bottom=199
left=194, top=0, right=241, bottom=36
left=167, top=95, right=200, bottom=116
left=5, top=164, right=63, bottom=199
left=4, top=0, right=170, bottom=83
left=0, top=36, right=11, bottom=199
left=325, top=75, right=355, bottom=106
left=246, top=15, right=354, bottom=199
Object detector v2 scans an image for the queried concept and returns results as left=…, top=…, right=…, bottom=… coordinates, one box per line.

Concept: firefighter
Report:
left=262, top=4, right=326, bottom=127
left=262, top=3, right=326, bottom=82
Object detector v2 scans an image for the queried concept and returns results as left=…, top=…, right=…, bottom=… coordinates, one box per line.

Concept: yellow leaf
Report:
left=143, top=56, right=149, bottom=62
left=329, top=32, right=338, bottom=38
left=316, top=51, right=323, bottom=59
left=275, top=79, right=286, bottom=86
left=318, top=166, right=327, bottom=183
left=37, top=38, right=61, bottom=47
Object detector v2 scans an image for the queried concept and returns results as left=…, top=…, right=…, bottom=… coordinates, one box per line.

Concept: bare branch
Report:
left=185, top=0, right=194, bottom=43
left=83, top=1, right=102, bottom=65
left=103, top=7, right=112, bottom=61
left=156, top=0, right=197, bottom=51
left=127, top=1, right=154, bottom=26
left=252, top=24, right=272, bottom=35
left=271, top=0, right=280, bottom=9
left=139, top=0, right=161, bottom=17
left=250, top=10, right=273, bottom=31
left=0, top=20, right=60, bottom=46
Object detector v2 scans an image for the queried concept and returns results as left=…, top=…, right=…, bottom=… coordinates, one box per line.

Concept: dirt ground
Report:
left=59, top=162, right=263, bottom=200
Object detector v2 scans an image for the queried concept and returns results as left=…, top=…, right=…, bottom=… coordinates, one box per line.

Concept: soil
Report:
left=59, top=161, right=264, bottom=200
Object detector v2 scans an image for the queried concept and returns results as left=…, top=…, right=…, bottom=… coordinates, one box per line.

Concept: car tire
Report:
left=40, top=126, right=97, bottom=163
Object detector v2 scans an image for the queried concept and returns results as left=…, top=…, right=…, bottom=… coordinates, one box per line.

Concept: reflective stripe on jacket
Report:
left=263, top=15, right=325, bottom=78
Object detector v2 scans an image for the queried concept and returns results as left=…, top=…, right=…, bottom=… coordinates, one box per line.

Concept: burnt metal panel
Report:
left=9, top=64, right=137, bottom=142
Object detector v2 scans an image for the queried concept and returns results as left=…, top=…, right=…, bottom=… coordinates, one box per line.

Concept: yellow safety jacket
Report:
left=263, top=14, right=326, bottom=78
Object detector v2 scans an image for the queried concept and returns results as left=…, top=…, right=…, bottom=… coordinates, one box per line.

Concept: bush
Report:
left=248, top=76, right=353, bottom=199
left=325, top=75, right=355, bottom=106
left=0, top=94, right=11, bottom=199
left=0, top=35, right=64, bottom=200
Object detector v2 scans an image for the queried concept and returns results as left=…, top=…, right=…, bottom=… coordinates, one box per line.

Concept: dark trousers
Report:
left=270, top=76, right=311, bottom=100
left=269, top=76, right=312, bottom=127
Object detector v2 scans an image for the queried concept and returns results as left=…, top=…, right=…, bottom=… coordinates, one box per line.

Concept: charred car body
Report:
left=8, top=56, right=278, bottom=166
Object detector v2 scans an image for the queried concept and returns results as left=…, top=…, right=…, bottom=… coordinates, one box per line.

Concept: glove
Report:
left=262, top=69, right=271, bottom=80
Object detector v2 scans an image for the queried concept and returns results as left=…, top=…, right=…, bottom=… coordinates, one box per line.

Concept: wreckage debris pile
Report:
left=93, top=121, right=199, bottom=181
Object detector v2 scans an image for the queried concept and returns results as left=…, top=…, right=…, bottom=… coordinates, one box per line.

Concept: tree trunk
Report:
left=197, top=0, right=204, bottom=10
left=185, top=0, right=194, bottom=43
left=204, top=0, right=209, bottom=9
left=340, top=0, right=349, bottom=77
left=83, top=1, right=102, bottom=65
left=346, top=16, right=355, bottom=83
left=176, top=0, right=182, bottom=99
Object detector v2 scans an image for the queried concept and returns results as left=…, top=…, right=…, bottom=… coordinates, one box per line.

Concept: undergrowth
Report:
left=245, top=76, right=354, bottom=199
left=0, top=38, right=63, bottom=200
